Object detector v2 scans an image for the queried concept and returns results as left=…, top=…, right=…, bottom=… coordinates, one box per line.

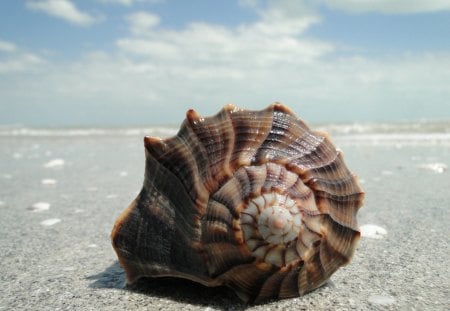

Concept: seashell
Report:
left=111, top=103, right=364, bottom=303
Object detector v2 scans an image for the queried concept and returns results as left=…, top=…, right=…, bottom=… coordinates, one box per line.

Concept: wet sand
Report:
left=0, top=132, right=449, bottom=310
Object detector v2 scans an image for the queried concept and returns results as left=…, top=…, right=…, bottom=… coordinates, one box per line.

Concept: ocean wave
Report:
left=334, top=133, right=450, bottom=146
left=0, top=126, right=178, bottom=137
left=1, top=122, right=449, bottom=145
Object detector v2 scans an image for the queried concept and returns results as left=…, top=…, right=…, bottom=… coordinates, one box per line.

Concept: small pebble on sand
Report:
left=28, top=202, right=51, bottom=212
left=41, top=218, right=61, bottom=226
left=13, top=152, right=23, bottom=159
left=41, top=179, right=57, bottom=185
left=44, top=158, right=65, bottom=169
left=62, top=267, right=76, bottom=271
left=417, top=162, right=447, bottom=173
left=360, top=224, right=387, bottom=239
left=368, top=294, right=396, bottom=306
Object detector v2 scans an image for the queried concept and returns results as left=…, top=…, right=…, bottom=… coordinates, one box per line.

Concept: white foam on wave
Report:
left=41, top=218, right=61, bottom=226
left=417, top=162, right=447, bottom=173
left=44, top=159, right=65, bottom=168
left=41, top=178, right=57, bottom=185
left=360, top=224, right=387, bottom=239
left=336, top=133, right=450, bottom=146
left=2, top=122, right=449, bottom=149
left=0, top=127, right=178, bottom=137
left=28, top=202, right=50, bottom=212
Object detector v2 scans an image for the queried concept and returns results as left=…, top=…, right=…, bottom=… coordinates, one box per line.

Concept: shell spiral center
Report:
left=240, top=192, right=305, bottom=267
left=254, top=193, right=301, bottom=244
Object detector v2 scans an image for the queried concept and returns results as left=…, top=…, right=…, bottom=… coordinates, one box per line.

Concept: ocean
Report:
left=2, top=120, right=450, bottom=143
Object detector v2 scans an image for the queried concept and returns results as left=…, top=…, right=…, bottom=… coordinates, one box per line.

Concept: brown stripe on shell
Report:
left=298, top=249, right=327, bottom=295
left=140, top=154, right=202, bottom=242
left=319, top=214, right=360, bottom=260
left=228, top=106, right=274, bottom=168
left=289, top=134, right=338, bottom=172
left=218, top=262, right=277, bottom=303
left=144, top=135, right=209, bottom=208
left=254, top=266, right=291, bottom=302
left=244, top=165, right=267, bottom=197
left=278, top=263, right=302, bottom=298
left=232, top=167, right=252, bottom=199
left=262, top=163, right=283, bottom=192
left=204, top=243, right=253, bottom=277
left=315, top=193, right=363, bottom=230
left=271, top=165, right=299, bottom=193
left=306, top=151, right=353, bottom=181
left=211, top=176, right=244, bottom=218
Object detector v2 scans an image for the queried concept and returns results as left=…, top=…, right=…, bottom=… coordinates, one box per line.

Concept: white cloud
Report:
left=125, top=11, right=160, bottom=35
left=98, top=0, right=134, bottom=5
left=0, top=40, right=17, bottom=53
left=26, top=0, right=102, bottom=26
left=320, top=0, right=450, bottom=14
left=2, top=0, right=450, bottom=124
left=97, top=0, right=164, bottom=5
left=0, top=41, right=44, bottom=74
left=119, top=2, right=329, bottom=65
left=0, top=52, right=43, bottom=74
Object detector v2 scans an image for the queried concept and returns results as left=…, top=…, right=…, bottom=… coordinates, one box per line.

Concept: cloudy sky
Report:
left=0, top=0, right=449, bottom=126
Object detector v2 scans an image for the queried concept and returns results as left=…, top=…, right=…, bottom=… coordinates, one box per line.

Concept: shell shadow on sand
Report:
left=87, top=261, right=246, bottom=309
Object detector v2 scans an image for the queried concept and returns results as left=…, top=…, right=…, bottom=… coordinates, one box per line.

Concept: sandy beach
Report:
left=0, top=127, right=449, bottom=310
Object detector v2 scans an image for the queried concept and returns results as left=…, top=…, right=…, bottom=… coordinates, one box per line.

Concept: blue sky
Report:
left=0, top=0, right=449, bottom=126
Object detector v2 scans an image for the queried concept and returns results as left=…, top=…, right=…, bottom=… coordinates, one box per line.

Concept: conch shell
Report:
left=111, top=103, right=364, bottom=303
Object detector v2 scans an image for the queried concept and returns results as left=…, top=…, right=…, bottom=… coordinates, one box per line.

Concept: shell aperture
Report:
left=111, top=103, right=364, bottom=303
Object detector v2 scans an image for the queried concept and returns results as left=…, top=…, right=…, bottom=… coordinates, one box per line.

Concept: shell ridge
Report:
left=318, top=214, right=360, bottom=268
left=188, top=106, right=235, bottom=191
left=278, top=263, right=302, bottom=298
left=254, top=267, right=289, bottom=302
left=228, top=105, right=275, bottom=168
left=144, top=135, right=209, bottom=211
left=179, top=119, right=214, bottom=193
left=218, top=262, right=277, bottom=303
left=142, top=154, right=204, bottom=231
left=253, top=110, right=319, bottom=165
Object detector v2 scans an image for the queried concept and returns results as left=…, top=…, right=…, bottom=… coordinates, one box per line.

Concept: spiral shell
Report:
left=111, top=103, right=364, bottom=303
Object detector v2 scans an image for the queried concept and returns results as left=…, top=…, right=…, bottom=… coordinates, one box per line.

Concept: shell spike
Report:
left=186, top=108, right=203, bottom=124
left=223, top=103, right=241, bottom=114
left=272, top=102, right=295, bottom=116
left=143, top=136, right=164, bottom=150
